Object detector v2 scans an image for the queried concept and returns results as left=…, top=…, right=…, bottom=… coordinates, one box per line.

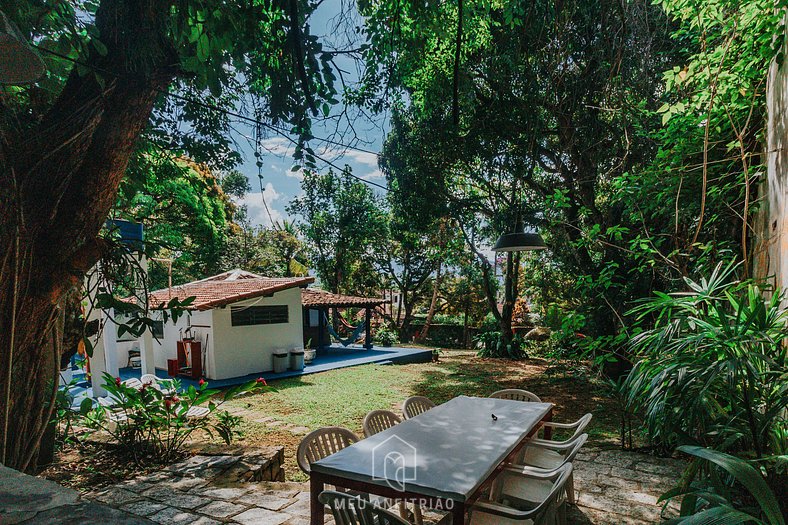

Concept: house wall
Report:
left=210, top=287, right=304, bottom=380
left=118, top=310, right=212, bottom=373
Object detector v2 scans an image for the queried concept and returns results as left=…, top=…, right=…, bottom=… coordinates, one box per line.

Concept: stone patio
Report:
left=2, top=439, right=684, bottom=524
left=79, top=446, right=683, bottom=524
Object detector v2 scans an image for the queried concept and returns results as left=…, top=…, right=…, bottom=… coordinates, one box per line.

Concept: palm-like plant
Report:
left=661, top=446, right=785, bottom=525
left=624, top=263, right=788, bottom=457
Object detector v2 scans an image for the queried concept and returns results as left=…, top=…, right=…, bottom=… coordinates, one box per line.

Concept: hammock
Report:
left=324, top=313, right=366, bottom=346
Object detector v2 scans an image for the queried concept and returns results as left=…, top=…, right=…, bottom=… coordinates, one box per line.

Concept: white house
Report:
left=118, top=269, right=314, bottom=380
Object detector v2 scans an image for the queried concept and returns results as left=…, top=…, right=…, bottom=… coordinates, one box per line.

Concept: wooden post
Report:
left=364, top=307, right=372, bottom=349
left=317, top=308, right=326, bottom=351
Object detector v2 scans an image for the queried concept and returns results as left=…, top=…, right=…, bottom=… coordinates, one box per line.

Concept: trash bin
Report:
left=290, top=349, right=305, bottom=371
left=273, top=352, right=289, bottom=374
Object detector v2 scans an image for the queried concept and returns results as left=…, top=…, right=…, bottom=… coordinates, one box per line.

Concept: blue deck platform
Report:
left=120, top=345, right=431, bottom=388
left=67, top=345, right=432, bottom=405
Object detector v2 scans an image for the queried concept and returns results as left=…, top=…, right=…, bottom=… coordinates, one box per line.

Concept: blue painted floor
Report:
left=66, top=345, right=431, bottom=407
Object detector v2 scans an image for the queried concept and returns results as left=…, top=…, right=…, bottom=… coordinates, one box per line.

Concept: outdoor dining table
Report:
left=309, top=395, right=553, bottom=525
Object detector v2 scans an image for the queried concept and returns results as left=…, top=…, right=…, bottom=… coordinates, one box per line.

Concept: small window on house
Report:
left=231, top=305, right=289, bottom=326
left=151, top=320, right=165, bottom=339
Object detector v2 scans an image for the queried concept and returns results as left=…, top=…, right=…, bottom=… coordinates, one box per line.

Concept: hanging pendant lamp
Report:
left=0, top=10, right=45, bottom=85
left=492, top=230, right=547, bottom=252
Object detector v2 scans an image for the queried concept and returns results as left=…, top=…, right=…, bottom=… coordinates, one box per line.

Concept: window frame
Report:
left=230, top=305, right=289, bottom=327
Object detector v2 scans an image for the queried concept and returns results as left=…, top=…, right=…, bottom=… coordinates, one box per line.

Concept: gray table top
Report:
left=311, top=396, right=553, bottom=502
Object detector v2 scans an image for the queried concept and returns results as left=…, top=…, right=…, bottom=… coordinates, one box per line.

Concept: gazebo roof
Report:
left=301, top=289, right=388, bottom=308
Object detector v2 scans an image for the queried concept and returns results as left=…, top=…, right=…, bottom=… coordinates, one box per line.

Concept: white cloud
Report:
left=259, top=137, right=295, bottom=156
left=362, top=168, right=385, bottom=181
left=237, top=182, right=284, bottom=227
left=285, top=165, right=304, bottom=180
left=341, top=150, right=379, bottom=167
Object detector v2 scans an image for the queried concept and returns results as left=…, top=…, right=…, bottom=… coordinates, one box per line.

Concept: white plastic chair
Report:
left=185, top=406, right=210, bottom=420
left=517, top=432, right=589, bottom=505
left=535, top=413, right=593, bottom=444
left=468, top=463, right=574, bottom=525
left=96, top=396, right=129, bottom=432
left=490, top=389, right=542, bottom=403
left=297, top=427, right=360, bottom=474
left=499, top=434, right=588, bottom=519
left=362, top=410, right=402, bottom=437
left=361, top=410, right=422, bottom=525
left=121, top=377, right=142, bottom=389
left=140, top=374, right=176, bottom=395
left=319, top=490, right=411, bottom=525
left=402, top=396, right=435, bottom=419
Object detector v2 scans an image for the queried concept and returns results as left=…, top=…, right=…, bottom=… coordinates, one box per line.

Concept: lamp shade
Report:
left=492, top=232, right=547, bottom=252
left=0, top=10, right=45, bottom=85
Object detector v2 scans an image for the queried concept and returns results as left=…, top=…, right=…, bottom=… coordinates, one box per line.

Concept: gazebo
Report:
left=301, top=289, right=388, bottom=351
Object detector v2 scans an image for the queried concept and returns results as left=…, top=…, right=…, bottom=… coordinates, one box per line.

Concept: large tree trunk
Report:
left=0, top=0, right=176, bottom=472
left=417, top=260, right=442, bottom=342
left=499, top=251, right=519, bottom=347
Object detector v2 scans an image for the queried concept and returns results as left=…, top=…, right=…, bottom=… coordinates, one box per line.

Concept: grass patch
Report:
left=229, top=351, right=621, bottom=481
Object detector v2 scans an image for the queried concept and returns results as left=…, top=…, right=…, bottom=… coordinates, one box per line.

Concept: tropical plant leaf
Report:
left=679, top=446, right=785, bottom=525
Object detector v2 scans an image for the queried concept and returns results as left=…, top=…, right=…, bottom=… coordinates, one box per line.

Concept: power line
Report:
left=31, top=44, right=391, bottom=193
left=161, top=90, right=390, bottom=192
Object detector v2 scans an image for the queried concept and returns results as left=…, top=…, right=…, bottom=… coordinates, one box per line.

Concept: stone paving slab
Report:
left=78, top=445, right=684, bottom=524
left=0, top=465, right=153, bottom=525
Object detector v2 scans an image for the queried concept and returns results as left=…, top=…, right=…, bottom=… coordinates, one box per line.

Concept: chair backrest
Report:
left=490, top=389, right=542, bottom=403
left=569, top=413, right=593, bottom=440
left=529, top=463, right=574, bottom=524
left=140, top=374, right=159, bottom=387
left=319, top=490, right=410, bottom=525
left=362, top=410, right=401, bottom=437
left=560, top=433, right=589, bottom=464
left=297, top=426, right=360, bottom=474
left=122, top=377, right=142, bottom=389
left=402, top=396, right=436, bottom=419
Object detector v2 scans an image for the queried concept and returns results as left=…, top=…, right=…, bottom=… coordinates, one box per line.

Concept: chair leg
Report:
left=413, top=504, right=424, bottom=525
left=558, top=501, right=567, bottom=525
left=398, top=501, right=409, bottom=520
left=566, top=472, right=576, bottom=505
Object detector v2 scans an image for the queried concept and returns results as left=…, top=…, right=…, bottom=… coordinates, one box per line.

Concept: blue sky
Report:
left=228, top=0, right=389, bottom=228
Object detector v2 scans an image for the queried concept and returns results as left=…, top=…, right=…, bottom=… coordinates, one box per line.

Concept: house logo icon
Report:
left=371, top=435, right=418, bottom=492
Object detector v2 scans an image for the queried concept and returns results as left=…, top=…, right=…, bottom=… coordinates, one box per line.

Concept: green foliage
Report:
left=51, top=380, right=85, bottom=450
left=661, top=446, right=786, bottom=525
left=287, top=169, right=388, bottom=294
left=82, top=374, right=269, bottom=465
left=221, top=223, right=307, bottom=278
left=623, top=264, right=788, bottom=456
left=375, top=327, right=399, bottom=346
left=359, top=0, right=787, bottom=365
left=119, top=155, right=233, bottom=288
left=474, top=331, right=527, bottom=360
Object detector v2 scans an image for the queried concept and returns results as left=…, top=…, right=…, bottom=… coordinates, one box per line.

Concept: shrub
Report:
left=376, top=327, right=398, bottom=346
left=82, top=373, right=269, bottom=465
left=623, top=264, right=788, bottom=456
left=474, top=331, right=527, bottom=359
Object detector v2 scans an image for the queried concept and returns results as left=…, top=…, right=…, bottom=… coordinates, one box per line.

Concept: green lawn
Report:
left=226, top=351, right=620, bottom=481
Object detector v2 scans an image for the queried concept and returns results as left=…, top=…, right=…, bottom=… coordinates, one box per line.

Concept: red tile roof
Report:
left=145, top=270, right=314, bottom=310
left=301, top=289, right=388, bottom=308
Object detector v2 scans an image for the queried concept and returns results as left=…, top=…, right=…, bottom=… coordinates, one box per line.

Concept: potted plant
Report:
left=432, top=348, right=442, bottom=362
left=303, top=338, right=316, bottom=364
